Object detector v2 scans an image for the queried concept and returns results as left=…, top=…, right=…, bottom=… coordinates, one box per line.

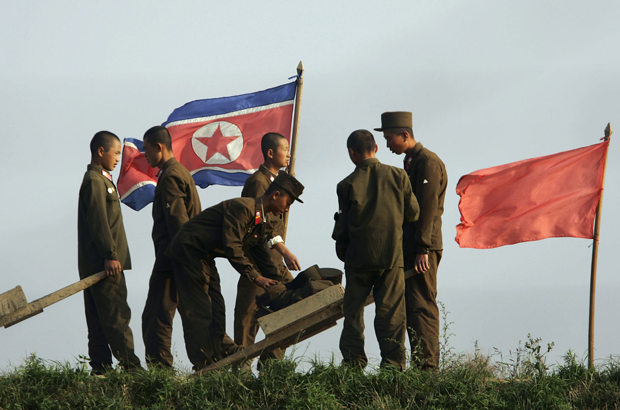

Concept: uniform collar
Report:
left=404, top=142, right=423, bottom=168
left=157, top=157, right=178, bottom=178
left=356, top=157, right=380, bottom=169
left=161, top=157, right=178, bottom=171
left=87, top=164, right=114, bottom=182
left=258, top=164, right=278, bottom=182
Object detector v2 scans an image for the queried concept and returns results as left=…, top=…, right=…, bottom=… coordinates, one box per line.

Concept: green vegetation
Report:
left=1, top=341, right=620, bottom=409
left=2, top=309, right=619, bottom=409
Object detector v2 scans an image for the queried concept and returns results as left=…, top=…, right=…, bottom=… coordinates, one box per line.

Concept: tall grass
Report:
left=1, top=307, right=619, bottom=409
left=2, top=349, right=620, bottom=409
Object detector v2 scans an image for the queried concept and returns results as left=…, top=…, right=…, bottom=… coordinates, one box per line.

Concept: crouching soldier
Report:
left=167, top=173, right=304, bottom=370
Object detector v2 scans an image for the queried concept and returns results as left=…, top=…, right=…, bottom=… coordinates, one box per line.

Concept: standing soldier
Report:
left=333, top=130, right=419, bottom=370
left=167, top=173, right=304, bottom=371
left=141, top=126, right=201, bottom=369
left=377, top=112, right=447, bottom=369
left=235, top=132, right=299, bottom=369
left=78, top=131, right=142, bottom=375
left=141, top=125, right=236, bottom=368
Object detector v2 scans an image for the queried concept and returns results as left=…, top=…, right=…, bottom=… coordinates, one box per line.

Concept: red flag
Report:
left=456, top=141, right=609, bottom=249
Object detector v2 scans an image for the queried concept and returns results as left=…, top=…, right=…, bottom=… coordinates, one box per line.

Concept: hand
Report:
left=414, top=254, right=429, bottom=274
left=254, top=276, right=278, bottom=290
left=273, top=243, right=301, bottom=271
left=282, top=250, right=301, bottom=271
left=104, top=259, right=122, bottom=276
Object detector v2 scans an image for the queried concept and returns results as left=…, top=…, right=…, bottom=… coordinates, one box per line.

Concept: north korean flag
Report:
left=117, top=81, right=296, bottom=211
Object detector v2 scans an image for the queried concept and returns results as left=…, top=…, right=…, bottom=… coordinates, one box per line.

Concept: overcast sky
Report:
left=2, top=1, right=620, bottom=372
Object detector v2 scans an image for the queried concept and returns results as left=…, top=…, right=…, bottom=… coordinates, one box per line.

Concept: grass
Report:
left=2, top=306, right=619, bottom=409
left=2, top=343, right=620, bottom=409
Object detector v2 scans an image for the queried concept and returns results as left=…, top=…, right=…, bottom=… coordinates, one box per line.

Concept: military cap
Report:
left=374, top=111, right=413, bottom=131
left=286, top=265, right=343, bottom=290
left=272, top=172, right=304, bottom=203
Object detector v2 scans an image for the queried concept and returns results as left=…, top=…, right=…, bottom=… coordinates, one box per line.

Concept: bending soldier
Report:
left=235, top=132, right=299, bottom=369
left=167, top=173, right=304, bottom=370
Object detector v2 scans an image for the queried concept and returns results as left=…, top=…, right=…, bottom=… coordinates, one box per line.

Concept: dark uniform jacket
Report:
left=167, top=197, right=277, bottom=281
left=241, top=165, right=287, bottom=275
left=333, top=158, right=419, bottom=272
left=78, top=164, right=131, bottom=277
left=151, top=157, right=201, bottom=272
left=403, top=143, right=447, bottom=256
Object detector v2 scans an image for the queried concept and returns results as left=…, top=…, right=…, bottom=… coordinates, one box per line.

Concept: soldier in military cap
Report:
left=167, top=172, right=304, bottom=370
left=333, top=130, right=419, bottom=370
left=235, top=132, right=299, bottom=369
left=77, top=131, right=142, bottom=374
left=376, top=112, right=447, bottom=369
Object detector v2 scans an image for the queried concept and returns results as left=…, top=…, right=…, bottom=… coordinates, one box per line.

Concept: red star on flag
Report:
left=196, top=124, right=241, bottom=162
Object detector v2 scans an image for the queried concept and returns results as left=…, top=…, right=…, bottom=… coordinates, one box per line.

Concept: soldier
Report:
left=141, top=125, right=237, bottom=368
left=377, top=112, right=447, bottom=369
left=167, top=173, right=304, bottom=371
left=77, top=131, right=142, bottom=375
left=235, top=132, right=299, bottom=369
left=333, top=130, right=419, bottom=370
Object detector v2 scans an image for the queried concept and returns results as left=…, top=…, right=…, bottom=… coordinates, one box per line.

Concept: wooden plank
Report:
left=199, top=268, right=416, bottom=372
left=0, top=286, right=28, bottom=316
left=258, top=284, right=344, bottom=336
left=201, top=303, right=344, bottom=373
left=0, top=271, right=107, bottom=328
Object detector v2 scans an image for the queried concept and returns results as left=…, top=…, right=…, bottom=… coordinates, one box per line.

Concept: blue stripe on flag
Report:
left=125, top=137, right=145, bottom=151
left=162, top=82, right=296, bottom=126
left=193, top=169, right=252, bottom=189
left=121, top=184, right=156, bottom=212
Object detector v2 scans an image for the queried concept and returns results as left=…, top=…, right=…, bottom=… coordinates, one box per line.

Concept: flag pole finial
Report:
left=604, top=123, right=612, bottom=141
left=297, top=61, right=304, bottom=75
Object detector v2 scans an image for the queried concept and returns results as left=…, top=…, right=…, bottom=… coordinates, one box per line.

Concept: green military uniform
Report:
left=333, top=158, right=419, bottom=370
left=236, top=165, right=294, bottom=363
left=403, top=142, right=447, bottom=369
left=78, top=164, right=141, bottom=372
left=167, top=197, right=276, bottom=370
left=141, top=158, right=201, bottom=367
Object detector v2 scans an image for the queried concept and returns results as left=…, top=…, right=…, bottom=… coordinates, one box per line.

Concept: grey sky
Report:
left=1, top=1, right=619, bottom=371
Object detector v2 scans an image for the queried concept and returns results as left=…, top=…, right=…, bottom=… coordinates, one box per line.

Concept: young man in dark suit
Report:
left=333, top=130, right=419, bottom=370
left=378, top=112, right=447, bottom=369
left=78, top=131, right=142, bottom=375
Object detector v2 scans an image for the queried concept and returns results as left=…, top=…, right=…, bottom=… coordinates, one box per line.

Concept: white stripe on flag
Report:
left=165, top=100, right=294, bottom=129
left=189, top=167, right=258, bottom=176
left=124, top=140, right=138, bottom=150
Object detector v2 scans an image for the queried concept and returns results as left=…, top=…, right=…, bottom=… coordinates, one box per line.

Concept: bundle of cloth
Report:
left=255, top=265, right=343, bottom=318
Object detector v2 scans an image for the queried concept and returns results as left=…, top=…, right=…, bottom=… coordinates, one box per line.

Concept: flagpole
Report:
left=588, top=123, right=612, bottom=369
left=283, top=61, right=304, bottom=242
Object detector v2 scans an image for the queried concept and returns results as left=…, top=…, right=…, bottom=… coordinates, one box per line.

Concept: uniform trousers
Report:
left=233, top=268, right=293, bottom=364
left=340, top=266, right=407, bottom=370
left=405, top=250, right=442, bottom=369
left=172, top=258, right=238, bottom=370
left=82, top=272, right=141, bottom=371
left=141, top=263, right=177, bottom=368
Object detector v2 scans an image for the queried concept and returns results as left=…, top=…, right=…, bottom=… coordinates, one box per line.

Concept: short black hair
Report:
left=264, top=179, right=291, bottom=199
left=90, top=131, right=120, bottom=156
left=347, top=129, right=376, bottom=155
left=261, top=132, right=286, bottom=160
left=387, top=127, right=414, bottom=138
left=143, top=126, right=172, bottom=151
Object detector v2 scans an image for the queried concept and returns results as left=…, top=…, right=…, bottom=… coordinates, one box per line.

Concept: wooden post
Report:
left=0, top=271, right=107, bottom=328
left=282, top=61, right=304, bottom=242
left=588, top=123, right=612, bottom=369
